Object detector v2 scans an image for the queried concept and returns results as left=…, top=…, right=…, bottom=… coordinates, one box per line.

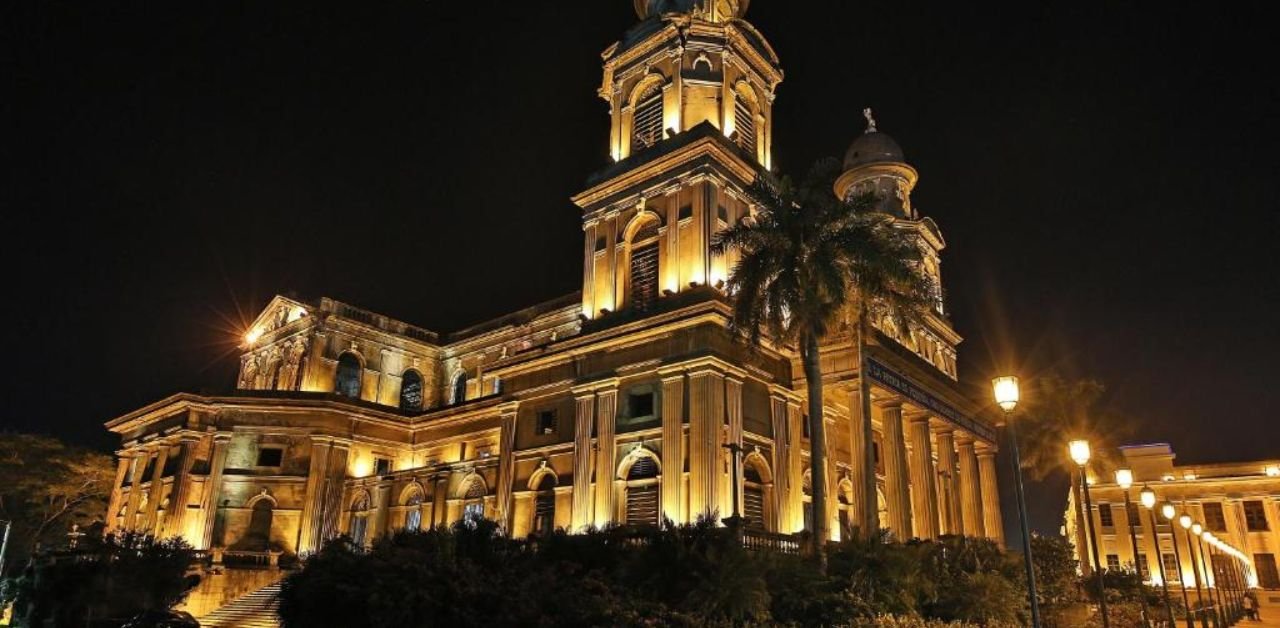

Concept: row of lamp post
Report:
left=990, top=375, right=1255, bottom=628
left=1068, top=435, right=1256, bottom=628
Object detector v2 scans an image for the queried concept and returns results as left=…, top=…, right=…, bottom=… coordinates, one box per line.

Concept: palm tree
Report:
left=712, top=159, right=931, bottom=571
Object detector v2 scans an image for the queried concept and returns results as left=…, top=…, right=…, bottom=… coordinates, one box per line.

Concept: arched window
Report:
left=246, top=499, right=274, bottom=551
left=451, top=371, right=468, bottom=405
left=743, top=462, right=767, bottom=531
left=532, top=474, right=556, bottom=536
left=632, top=82, right=664, bottom=151
left=400, top=370, right=423, bottom=411
left=802, top=471, right=814, bottom=533
left=462, top=478, right=486, bottom=523
left=624, top=454, right=660, bottom=526
left=349, top=493, right=371, bottom=546
left=629, top=220, right=660, bottom=313
left=335, top=353, right=362, bottom=399
left=404, top=490, right=424, bottom=531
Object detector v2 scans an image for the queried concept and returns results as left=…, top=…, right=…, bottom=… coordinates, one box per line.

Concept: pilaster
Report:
left=768, top=393, right=791, bottom=532
left=786, top=401, right=804, bottom=532
left=105, top=453, right=133, bottom=533
left=571, top=391, right=596, bottom=530
left=298, top=437, right=334, bottom=554
left=163, top=436, right=199, bottom=540
left=843, top=384, right=868, bottom=532
left=496, top=405, right=519, bottom=531
left=935, top=427, right=960, bottom=535
left=661, top=372, right=686, bottom=522
left=725, top=377, right=744, bottom=518
left=143, top=444, right=171, bottom=533
left=594, top=388, right=618, bottom=526
left=687, top=368, right=725, bottom=521
left=200, top=434, right=232, bottom=549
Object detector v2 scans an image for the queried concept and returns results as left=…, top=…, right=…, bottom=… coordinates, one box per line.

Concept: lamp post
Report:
left=1116, top=469, right=1151, bottom=628
left=1187, top=524, right=1218, bottom=628
left=1180, top=514, right=1209, bottom=628
left=1163, top=503, right=1195, bottom=628
left=992, top=376, right=1041, bottom=628
left=1204, top=533, right=1234, bottom=623
left=1070, top=439, right=1110, bottom=628
left=1142, top=486, right=1177, bottom=627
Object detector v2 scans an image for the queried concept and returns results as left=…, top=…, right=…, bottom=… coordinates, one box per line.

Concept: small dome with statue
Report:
left=633, top=0, right=749, bottom=21
left=843, top=108, right=905, bottom=170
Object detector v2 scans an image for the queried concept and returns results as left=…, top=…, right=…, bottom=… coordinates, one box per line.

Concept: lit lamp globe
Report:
left=992, top=376, right=1019, bottom=412
left=1191, top=522, right=1203, bottom=536
left=1069, top=439, right=1092, bottom=467
left=1179, top=513, right=1192, bottom=529
left=1161, top=502, right=1177, bottom=521
left=1116, top=468, right=1134, bottom=490
left=1140, top=485, right=1157, bottom=509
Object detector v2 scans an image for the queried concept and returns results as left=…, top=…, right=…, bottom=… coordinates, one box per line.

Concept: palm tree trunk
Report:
left=802, top=331, right=829, bottom=573
left=857, top=306, right=880, bottom=534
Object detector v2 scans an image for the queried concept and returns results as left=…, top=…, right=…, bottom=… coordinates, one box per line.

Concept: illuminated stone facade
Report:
left=1065, top=443, right=1280, bottom=590
left=104, top=1, right=1002, bottom=566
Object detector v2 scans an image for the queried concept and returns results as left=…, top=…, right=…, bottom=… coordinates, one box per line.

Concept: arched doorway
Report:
left=246, top=498, right=274, bottom=551
left=743, top=463, right=767, bottom=531
left=349, top=492, right=371, bottom=546
left=532, top=474, right=557, bottom=536
left=623, top=453, right=660, bottom=526
left=461, top=477, right=486, bottom=523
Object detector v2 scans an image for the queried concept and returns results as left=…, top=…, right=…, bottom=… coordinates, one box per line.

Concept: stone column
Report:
left=298, top=437, right=334, bottom=554
left=200, top=434, right=232, bottom=549
left=978, top=449, right=1005, bottom=544
left=786, top=401, right=804, bottom=533
left=687, top=368, right=725, bottom=521
left=956, top=435, right=985, bottom=537
left=496, top=406, right=519, bottom=530
left=880, top=401, right=912, bottom=538
left=661, top=372, right=685, bottom=522
left=319, top=443, right=350, bottom=541
left=844, top=384, right=868, bottom=532
left=163, top=437, right=199, bottom=540
left=908, top=416, right=940, bottom=539
left=123, top=449, right=149, bottom=528
left=594, top=388, right=618, bottom=526
left=143, top=444, right=171, bottom=533
left=769, top=394, right=791, bottom=532
left=105, top=453, right=133, bottom=533
left=935, top=428, right=961, bottom=536
left=725, top=377, right=744, bottom=518
left=571, top=391, right=596, bottom=530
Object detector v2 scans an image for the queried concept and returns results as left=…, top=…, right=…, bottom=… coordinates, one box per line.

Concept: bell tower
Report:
left=572, top=1, right=783, bottom=320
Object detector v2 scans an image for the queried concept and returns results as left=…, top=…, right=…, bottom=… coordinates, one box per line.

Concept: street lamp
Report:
left=1116, top=470, right=1151, bottom=628
left=992, top=375, right=1041, bottom=628
left=1180, top=514, right=1209, bottom=628
left=1191, top=523, right=1222, bottom=628
left=1163, top=503, right=1195, bottom=628
left=1070, top=439, right=1110, bottom=628
left=1141, top=486, right=1177, bottom=627
left=1203, top=533, right=1234, bottom=623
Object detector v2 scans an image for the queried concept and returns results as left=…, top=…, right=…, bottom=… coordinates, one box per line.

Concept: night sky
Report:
left=5, top=1, right=1277, bottom=541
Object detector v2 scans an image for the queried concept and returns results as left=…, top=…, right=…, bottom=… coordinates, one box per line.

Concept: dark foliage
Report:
left=278, top=519, right=1028, bottom=628
left=5, top=531, right=199, bottom=628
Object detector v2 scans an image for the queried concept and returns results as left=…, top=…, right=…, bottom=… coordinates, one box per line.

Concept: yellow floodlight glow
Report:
left=1068, top=439, right=1091, bottom=467
left=245, top=328, right=263, bottom=345
left=992, top=376, right=1019, bottom=412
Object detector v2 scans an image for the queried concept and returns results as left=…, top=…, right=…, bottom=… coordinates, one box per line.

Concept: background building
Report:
left=1065, top=442, right=1280, bottom=591
left=103, top=0, right=1002, bottom=597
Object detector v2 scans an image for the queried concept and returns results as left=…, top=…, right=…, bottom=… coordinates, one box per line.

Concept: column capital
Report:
left=874, top=397, right=904, bottom=411
left=572, top=378, right=620, bottom=397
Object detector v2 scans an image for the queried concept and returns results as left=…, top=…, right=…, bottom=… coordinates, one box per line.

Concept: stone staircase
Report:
left=196, top=581, right=282, bottom=628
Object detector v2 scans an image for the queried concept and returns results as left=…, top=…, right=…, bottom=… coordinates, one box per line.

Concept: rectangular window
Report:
left=1203, top=502, right=1227, bottom=531
left=628, top=391, right=655, bottom=418
left=802, top=414, right=811, bottom=439
left=1255, top=553, right=1280, bottom=589
left=1126, top=502, right=1141, bottom=528
left=1137, top=553, right=1152, bottom=580
left=374, top=457, right=392, bottom=476
left=536, top=410, right=558, bottom=435
left=1244, top=501, right=1269, bottom=531
left=1098, top=503, right=1114, bottom=527
left=256, top=447, right=284, bottom=468
left=1162, top=553, right=1180, bottom=582
left=1106, top=554, right=1121, bottom=572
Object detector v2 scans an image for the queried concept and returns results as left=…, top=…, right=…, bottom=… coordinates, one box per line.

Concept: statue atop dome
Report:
left=633, top=0, right=749, bottom=22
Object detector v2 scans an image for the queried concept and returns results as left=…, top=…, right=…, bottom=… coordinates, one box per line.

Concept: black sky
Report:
left=5, top=1, right=1278, bottom=540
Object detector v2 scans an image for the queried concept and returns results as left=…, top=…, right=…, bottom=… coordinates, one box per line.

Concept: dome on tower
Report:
left=633, top=0, right=749, bottom=21
left=842, top=107, right=904, bottom=170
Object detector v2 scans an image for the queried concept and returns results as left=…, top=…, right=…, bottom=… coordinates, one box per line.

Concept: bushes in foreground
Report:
left=278, top=519, right=1025, bottom=628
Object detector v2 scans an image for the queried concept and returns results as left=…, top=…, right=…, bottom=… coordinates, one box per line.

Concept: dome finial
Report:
left=863, top=107, right=878, bottom=134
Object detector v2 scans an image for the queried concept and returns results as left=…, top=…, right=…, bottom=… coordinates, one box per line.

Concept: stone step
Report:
left=197, top=581, right=282, bottom=628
